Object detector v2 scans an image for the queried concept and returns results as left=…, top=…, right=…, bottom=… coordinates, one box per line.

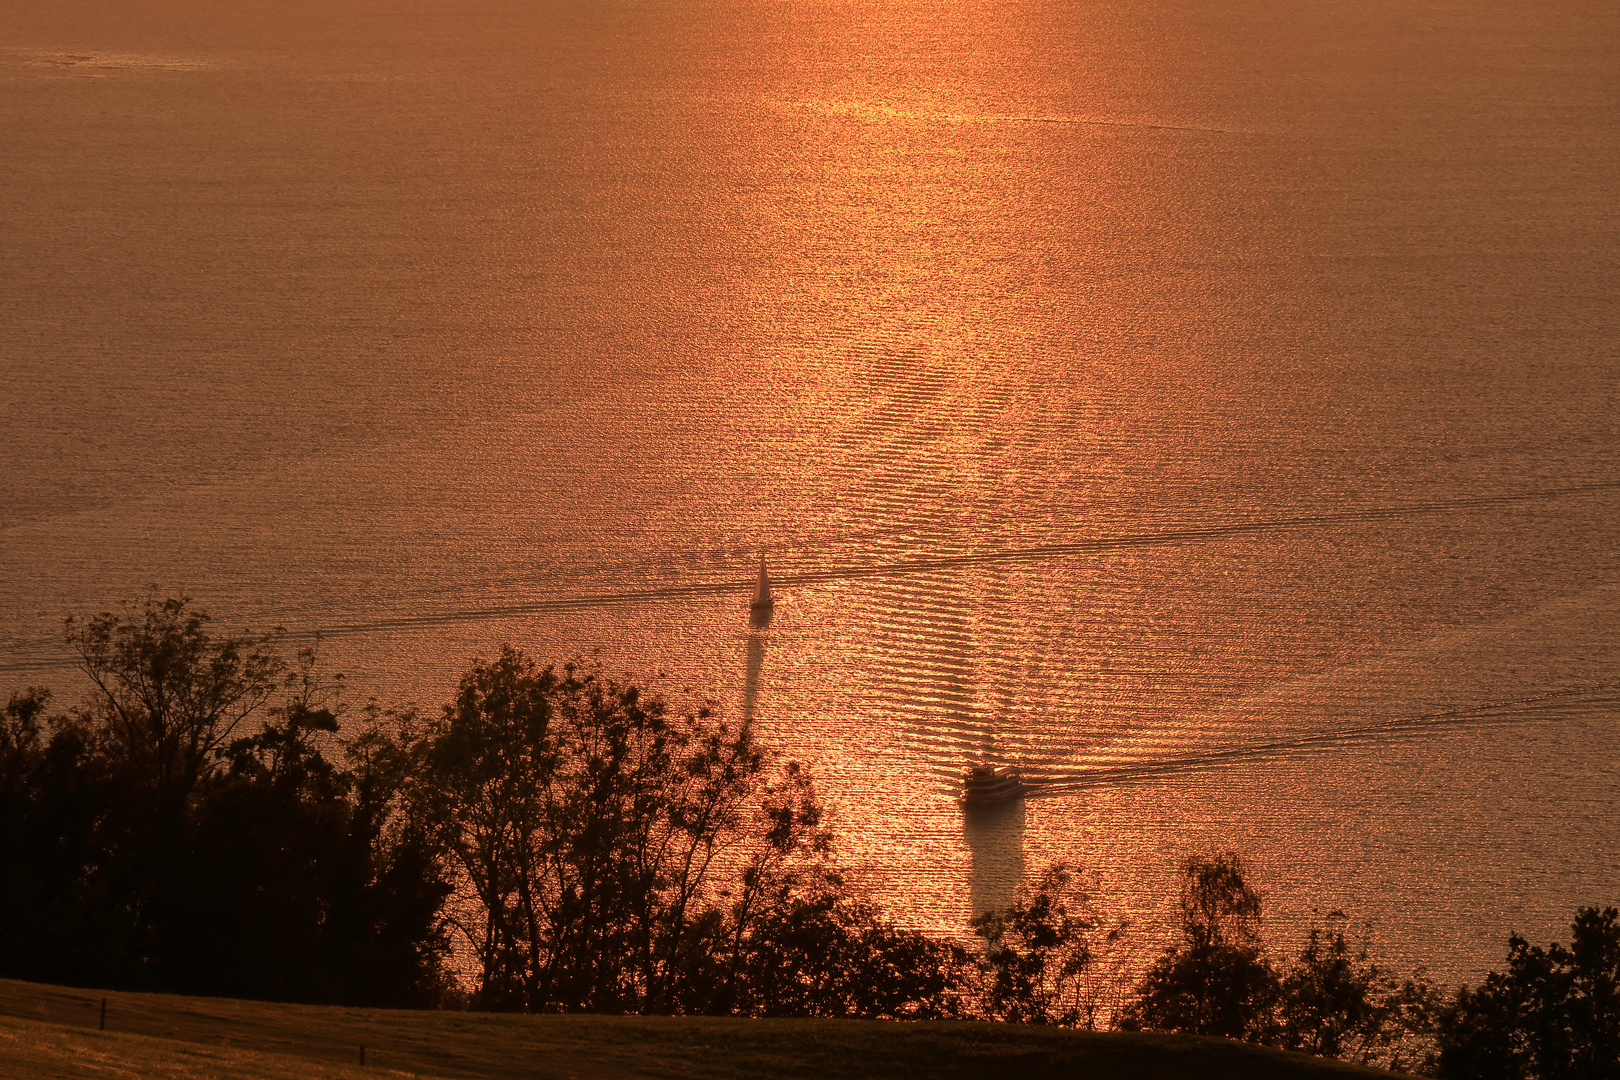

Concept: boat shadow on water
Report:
left=963, top=795, right=1026, bottom=920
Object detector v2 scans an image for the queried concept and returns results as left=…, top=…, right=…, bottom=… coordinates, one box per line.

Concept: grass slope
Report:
left=0, top=978, right=1401, bottom=1079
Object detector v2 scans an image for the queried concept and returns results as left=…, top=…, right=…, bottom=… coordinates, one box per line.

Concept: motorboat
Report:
left=750, top=554, right=773, bottom=611
left=962, top=763, right=1024, bottom=806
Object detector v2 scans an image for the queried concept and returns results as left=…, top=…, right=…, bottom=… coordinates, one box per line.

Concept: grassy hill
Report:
left=0, top=977, right=1402, bottom=1079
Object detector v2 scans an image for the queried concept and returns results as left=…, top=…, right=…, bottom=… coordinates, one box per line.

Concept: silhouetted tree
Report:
left=410, top=646, right=560, bottom=1008
left=1118, top=851, right=1278, bottom=1040
left=1275, top=912, right=1439, bottom=1072
left=1436, top=906, right=1620, bottom=1080
left=66, top=594, right=285, bottom=834
left=417, top=649, right=840, bottom=1014
left=972, top=864, right=1127, bottom=1028
left=1, top=599, right=453, bottom=1005
left=719, top=867, right=974, bottom=1019
left=166, top=646, right=452, bottom=1005
left=170, top=686, right=451, bottom=1004
left=0, top=689, right=50, bottom=856
left=414, top=648, right=971, bottom=1019
left=1, top=686, right=49, bottom=768
left=338, top=705, right=458, bottom=1007
left=0, top=686, right=143, bottom=985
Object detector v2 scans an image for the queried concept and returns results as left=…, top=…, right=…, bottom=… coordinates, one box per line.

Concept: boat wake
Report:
left=1012, top=682, right=1620, bottom=798
left=2, top=480, right=1613, bottom=677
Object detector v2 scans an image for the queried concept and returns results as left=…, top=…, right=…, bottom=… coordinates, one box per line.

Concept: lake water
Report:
left=3, top=0, right=1617, bottom=984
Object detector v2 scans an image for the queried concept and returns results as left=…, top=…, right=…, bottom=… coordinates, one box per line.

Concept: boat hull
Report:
left=962, top=767, right=1025, bottom=806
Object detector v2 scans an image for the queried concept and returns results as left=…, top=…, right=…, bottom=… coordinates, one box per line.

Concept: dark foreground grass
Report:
left=0, top=977, right=1402, bottom=1079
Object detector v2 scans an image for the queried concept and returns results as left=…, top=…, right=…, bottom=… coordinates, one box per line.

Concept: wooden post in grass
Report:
left=99, top=998, right=106, bottom=1031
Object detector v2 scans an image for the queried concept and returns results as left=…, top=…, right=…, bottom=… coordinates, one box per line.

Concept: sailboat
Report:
left=750, top=554, right=773, bottom=611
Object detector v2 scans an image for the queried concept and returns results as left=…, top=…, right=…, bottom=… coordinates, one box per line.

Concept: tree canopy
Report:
left=1436, top=906, right=1620, bottom=1080
left=1, top=596, right=450, bottom=1004
left=412, top=645, right=969, bottom=1017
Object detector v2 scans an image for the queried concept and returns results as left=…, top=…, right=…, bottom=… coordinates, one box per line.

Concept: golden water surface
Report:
left=2, top=0, right=1617, bottom=980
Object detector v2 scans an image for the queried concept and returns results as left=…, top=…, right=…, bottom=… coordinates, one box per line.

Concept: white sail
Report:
left=751, top=553, right=773, bottom=609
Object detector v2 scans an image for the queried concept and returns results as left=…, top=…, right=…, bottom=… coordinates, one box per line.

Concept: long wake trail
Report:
left=301, top=478, right=1620, bottom=634
left=2, top=479, right=1614, bottom=674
